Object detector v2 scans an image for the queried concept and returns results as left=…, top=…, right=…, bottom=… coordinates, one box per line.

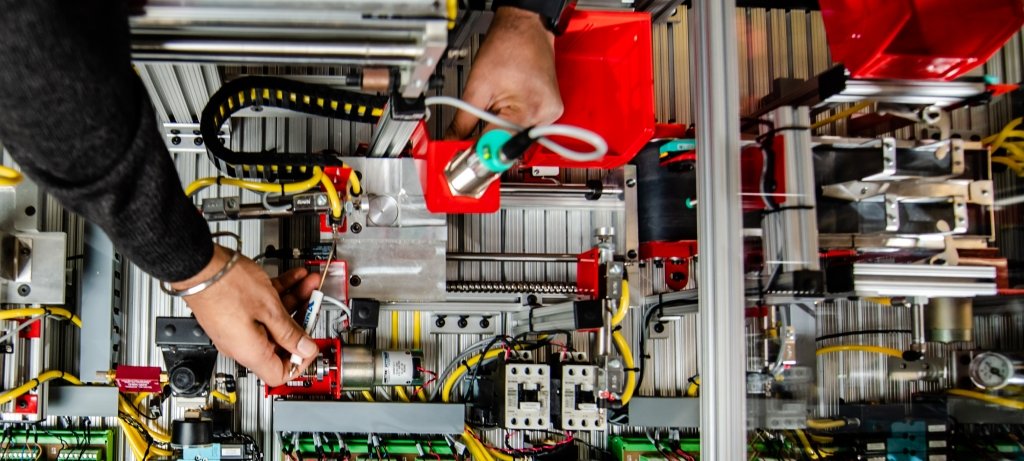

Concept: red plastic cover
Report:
left=523, top=10, right=656, bottom=168
left=820, top=0, right=1024, bottom=80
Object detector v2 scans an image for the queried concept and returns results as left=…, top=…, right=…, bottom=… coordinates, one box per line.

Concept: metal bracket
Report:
left=429, top=314, right=496, bottom=335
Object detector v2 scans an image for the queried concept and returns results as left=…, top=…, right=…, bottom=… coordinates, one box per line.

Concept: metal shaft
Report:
left=446, top=253, right=578, bottom=263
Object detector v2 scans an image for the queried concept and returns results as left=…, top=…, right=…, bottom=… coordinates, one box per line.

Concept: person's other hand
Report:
left=171, top=245, right=321, bottom=386
left=446, top=6, right=564, bottom=139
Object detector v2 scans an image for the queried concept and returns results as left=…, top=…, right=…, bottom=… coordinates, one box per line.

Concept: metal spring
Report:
left=446, top=281, right=577, bottom=294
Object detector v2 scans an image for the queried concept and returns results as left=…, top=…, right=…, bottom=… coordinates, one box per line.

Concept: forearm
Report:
left=0, top=0, right=212, bottom=282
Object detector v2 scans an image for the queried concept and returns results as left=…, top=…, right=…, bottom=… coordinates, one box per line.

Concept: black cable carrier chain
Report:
left=200, top=76, right=389, bottom=181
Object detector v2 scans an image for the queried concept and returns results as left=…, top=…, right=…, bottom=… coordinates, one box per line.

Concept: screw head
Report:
left=350, top=222, right=362, bottom=234
left=653, top=322, right=665, bottom=334
left=171, top=136, right=182, bottom=146
left=457, top=317, right=469, bottom=329
left=479, top=317, right=491, bottom=329
left=435, top=317, right=446, bottom=328
left=626, top=178, right=637, bottom=188
left=349, top=275, right=362, bottom=287
left=627, top=249, right=638, bottom=260
left=193, top=137, right=204, bottom=146
left=16, top=285, right=30, bottom=296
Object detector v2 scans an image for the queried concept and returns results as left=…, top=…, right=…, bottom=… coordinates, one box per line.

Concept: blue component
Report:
left=475, top=129, right=516, bottom=173
left=984, top=74, right=1000, bottom=85
left=658, top=139, right=696, bottom=157
left=181, top=444, right=221, bottom=461
left=887, top=421, right=926, bottom=461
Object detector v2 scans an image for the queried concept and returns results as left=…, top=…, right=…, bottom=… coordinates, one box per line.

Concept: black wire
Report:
left=462, top=336, right=506, bottom=401
left=815, top=329, right=913, bottom=342
left=528, top=429, right=612, bottom=458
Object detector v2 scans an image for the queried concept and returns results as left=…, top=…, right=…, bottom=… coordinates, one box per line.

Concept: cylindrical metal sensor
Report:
left=925, top=297, right=973, bottom=343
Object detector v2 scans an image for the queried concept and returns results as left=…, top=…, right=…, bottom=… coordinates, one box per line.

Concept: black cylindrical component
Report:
left=632, top=141, right=698, bottom=242
left=171, top=419, right=213, bottom=447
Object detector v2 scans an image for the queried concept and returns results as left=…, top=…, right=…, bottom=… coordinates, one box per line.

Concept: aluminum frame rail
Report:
left=129, top=0, right=448, bottom=98
left=691, top=0, right=746, bottom=457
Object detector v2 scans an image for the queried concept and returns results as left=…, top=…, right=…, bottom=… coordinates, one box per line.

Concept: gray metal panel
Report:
left=45, top=385, right=119, bottom=417
left=628, top=397, right=700, bottom=428
left=272, top=401, right=466, bottom=434
left=78, top=224, right=124, bottom=383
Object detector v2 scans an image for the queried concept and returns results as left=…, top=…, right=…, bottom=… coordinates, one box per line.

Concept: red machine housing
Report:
left=266, top=338, right=343, bottom=399
left=414, top=10, right=655, bottom=214
left=820, top=0, right=1024, bottom=80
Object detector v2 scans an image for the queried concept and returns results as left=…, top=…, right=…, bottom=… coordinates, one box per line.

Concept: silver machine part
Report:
left=968, top=352, right=1024, bottom=391
left=925, top=297, right=973, bottom=343
left=129, top=1, right=448, bottom=99
left=443, top=147, right=504, bottom=199
left=759, top=106, right=819, bottom=295
left=339, top=345, right=422, bottom=389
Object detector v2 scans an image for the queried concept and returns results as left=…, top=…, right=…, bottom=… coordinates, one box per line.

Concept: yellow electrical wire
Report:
left=0, top=307, right=83, bottom=328
left=318, top=171, right=344, bottom=219
left=446, top=0, right=458, bottom=28
left=806, top=418, right=847, bottom=431
left=685, top=376, right=700, bottom=397
left=0, top=371, right=81, bottom=406
left=815, top=345, right=904, bottom=359
left=442, top=348, right=508, bottom=403
left=794, top=430, right=822, bottom=459
left=118, top=394, right=172, bottom=444
left=992, top=156, right=1024, bottom=176
left=462, top=429, right=494, bottom=461
left=185, top=166, right=324, bottom=197
left=211, top=390, right=237, bottom=404
left=611, top=329, right=637, bottom=405
left=487, top=447, right=514, bottom=461
left=947, top=388, right=1024, bottom=410
left=610, top=280, right=630, bottom=327
left=810, top=101, right=872, bottom=130
left=0, top=165, right=22, bottom=187
left=412, top=311, right=429, bottom=402
left=344, top=165, right=362, bottom=196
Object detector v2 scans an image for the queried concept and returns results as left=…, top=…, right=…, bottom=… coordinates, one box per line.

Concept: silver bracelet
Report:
left=160, top=232, right=242, bottom=297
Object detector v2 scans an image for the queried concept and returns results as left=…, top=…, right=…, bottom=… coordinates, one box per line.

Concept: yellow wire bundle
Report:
left=815, top=345, right=904, bottom=359
left=0, top=371, right=81, bottom=406
left=0, top=307, right=83, bottom=327
left=947, top=388, right=1024, bottom=410
left=184, top=166, right=344, bottom=219
left=984, top=117, right=1024, bottom=176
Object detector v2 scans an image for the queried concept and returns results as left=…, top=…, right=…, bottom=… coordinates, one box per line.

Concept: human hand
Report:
left=171, top=245, right=321, bottom=387
left=446, top=6, right=564, bottom=139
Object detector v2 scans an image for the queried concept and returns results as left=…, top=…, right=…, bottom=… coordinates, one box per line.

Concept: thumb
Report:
left=446, top=86, right=492, bottom=140
left=263, top=304, right=319, bottom=360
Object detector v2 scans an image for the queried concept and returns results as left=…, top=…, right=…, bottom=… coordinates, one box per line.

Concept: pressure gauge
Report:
left=968, top=352, right=1024, bottom=390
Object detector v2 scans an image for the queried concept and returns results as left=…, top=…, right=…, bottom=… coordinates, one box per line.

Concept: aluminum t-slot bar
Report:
left=369, top=97, right=426, bottom=157
left=848, top=263, right=996, bottom=298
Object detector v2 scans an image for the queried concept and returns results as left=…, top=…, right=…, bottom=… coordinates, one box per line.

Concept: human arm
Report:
left=0, top=0, right=318, bottom=386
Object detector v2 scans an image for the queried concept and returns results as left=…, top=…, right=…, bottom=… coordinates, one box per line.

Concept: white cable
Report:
left=261, top=192, right=293, bottom=212
left=424, top=96, right=608, bottom=162
left=322, top=295, right=351, bottom=321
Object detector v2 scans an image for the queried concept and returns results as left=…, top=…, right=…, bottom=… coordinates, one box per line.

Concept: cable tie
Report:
left=216, top=176, right=224, bottom=186
left=612, top=325, right=623, bottom=332
left=624, top=367, right=640, bottom=372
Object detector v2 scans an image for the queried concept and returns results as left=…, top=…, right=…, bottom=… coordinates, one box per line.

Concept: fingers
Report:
left=280, top=272, right=321, bottom=313
left=261, top=304, right=319, bottom=367
left=271, top=267, right=309, bottom=294
left=226, top=320, right=312, bottom=387
left=446, top=83, right=491, bottom=140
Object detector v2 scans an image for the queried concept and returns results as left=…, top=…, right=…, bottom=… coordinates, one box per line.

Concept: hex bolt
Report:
left=349, top=275, right=362, bottom=287
left=457, top=316, right=469, bottom=329
left=350, top=222, right=362, bottom=234
left=16, top=285, right=30, bottom=297
left=479, top=317, right=491, bottom=329
left=435, top=316, right=447, bottom=328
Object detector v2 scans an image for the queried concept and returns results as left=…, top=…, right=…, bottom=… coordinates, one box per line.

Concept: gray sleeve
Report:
left=0, top=0, right=213, bottom=282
